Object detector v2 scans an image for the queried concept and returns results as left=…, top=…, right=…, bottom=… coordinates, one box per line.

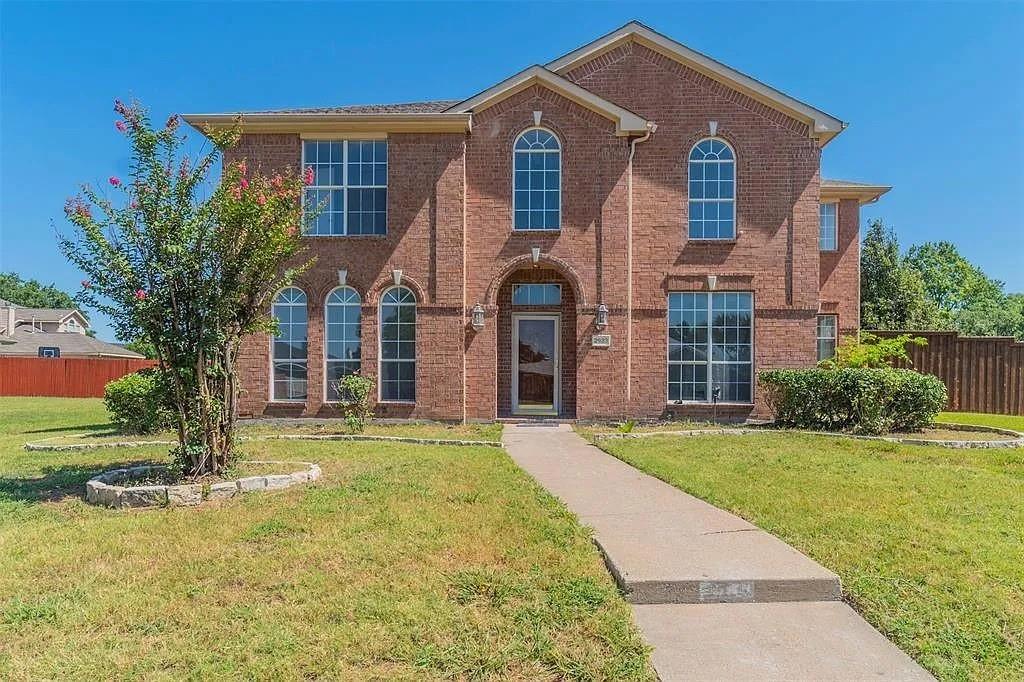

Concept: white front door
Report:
left=512, top=314, right=560, bottom=416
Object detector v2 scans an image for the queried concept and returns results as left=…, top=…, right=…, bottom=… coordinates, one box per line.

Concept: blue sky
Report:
left=2, top=1, right=1021, bottom=340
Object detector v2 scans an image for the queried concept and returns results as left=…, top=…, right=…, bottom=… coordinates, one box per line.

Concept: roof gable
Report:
left=546, top=21, right=845, bottom=145
left=446, top=65, right=651, bottom=136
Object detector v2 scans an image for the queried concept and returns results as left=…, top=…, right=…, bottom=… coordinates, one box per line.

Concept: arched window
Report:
left=379, top=286, right=416, bottom=402
left=324, top=286, right=361, bottom=401
left=513, top=128, right=561, bottom=231
left=688, top=138, right=735, bottom=240
left=271, top=287, right=308, bottom=401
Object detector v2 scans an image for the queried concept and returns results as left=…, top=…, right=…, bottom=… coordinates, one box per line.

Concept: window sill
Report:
left=303, top=234, right=387, bottom=239
left=511, top=229, right=561, bottom=234
left=378, top=400, right=416, bottom=405
left=665, top=401, right=754, bottom=407
left=686, top=238, right=738, bottom=244
left=268, top=400, right=306, bottom=405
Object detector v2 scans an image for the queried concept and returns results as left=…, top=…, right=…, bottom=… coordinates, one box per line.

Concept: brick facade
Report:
left=218, top=29, right=874, bottom=422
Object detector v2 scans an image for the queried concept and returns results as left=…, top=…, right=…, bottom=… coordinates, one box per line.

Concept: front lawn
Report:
left=590, top=431, right=1023, bottom=681
left=939, top=411, right=1024, bottom=432
left=0, top=398, right=652, bottom=679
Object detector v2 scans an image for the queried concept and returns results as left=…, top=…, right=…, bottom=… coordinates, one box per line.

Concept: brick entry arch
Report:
left=495, top=266, right=578, bottom=418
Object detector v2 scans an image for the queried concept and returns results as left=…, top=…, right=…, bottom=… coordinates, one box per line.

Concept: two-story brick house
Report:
left=185, top=21, right=889, bottom=422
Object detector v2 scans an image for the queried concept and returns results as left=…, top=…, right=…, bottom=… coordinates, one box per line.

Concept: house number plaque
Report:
left=591, top=334, right=611, bottom=348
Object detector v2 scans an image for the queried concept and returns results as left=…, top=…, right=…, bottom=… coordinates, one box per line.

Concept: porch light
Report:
left=337, top=269, right=348, bottom=286
left=596, top=303, right=609, bottom=330
left=531, top=246, right=541, bottom=265
left=706, top=275, right=718, bottom=291
left=471, top=303, right=486, bottom=331
left=392, top=269, right=403, bottom=286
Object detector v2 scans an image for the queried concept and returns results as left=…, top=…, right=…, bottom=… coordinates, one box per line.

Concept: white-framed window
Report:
left=668, top=292, right=753, bottom=403
left=819, top=203, right=837, bottom=251
left=513, top=128, right=561, bottom=230
left=324, top=286, right=361, bottom=401
left=512, top=283, right=561, bottom=305
left=379, top=286, right=416, bottom=402
left=688, top=138, right=736, bottom=240
left=65, top=319, right=81, bottom=332
left=271, top=287, right=308, bottom=401
left=302, top=139, right=387, bottom=236
left=817, top=314, right=837, bottom=362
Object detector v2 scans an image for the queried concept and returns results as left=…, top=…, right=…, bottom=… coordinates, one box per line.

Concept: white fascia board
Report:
left=547, top=22, right=845, bottom=143
left=447, top=65, right=650, bottom=136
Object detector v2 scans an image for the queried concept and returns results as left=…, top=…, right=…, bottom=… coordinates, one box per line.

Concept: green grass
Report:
left=0, top=398, right=651, bottom=680
left=589, top=431, right=1023, bottom=681
left=939, top=411, right=1024, bottom=432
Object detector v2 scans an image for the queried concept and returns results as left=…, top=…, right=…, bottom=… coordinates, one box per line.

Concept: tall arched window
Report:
left=513, top=128, right=561, bottom=231
left=688, top=138, right=735, bottom=240
left=379, top=286, right=416, bottom=402
left=324, top=286, right=361, bottom=401
left=271, top=287, right=308, bottom=401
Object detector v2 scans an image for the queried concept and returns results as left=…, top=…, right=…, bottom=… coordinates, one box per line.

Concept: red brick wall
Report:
left=563, top=42, right=822, bottom=417
left=229, top=133, right=467, bottom=419
left=227, top=39, right=859, bottom=421
left=820, top=198, right=861, bottom=334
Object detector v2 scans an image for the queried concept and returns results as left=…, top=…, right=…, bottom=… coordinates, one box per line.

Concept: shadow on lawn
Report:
left=22, top=423, right=113, bottom=435
left=0, top=459, right=161, bottom=503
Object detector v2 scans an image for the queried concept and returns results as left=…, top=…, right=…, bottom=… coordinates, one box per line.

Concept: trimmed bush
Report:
left=104, top=368, right=174, bottom=435
left=759, top=367, right=947, bottom=435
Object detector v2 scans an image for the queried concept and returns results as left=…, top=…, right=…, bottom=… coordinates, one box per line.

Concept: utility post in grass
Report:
left=60, top=99, right=314, bottom=477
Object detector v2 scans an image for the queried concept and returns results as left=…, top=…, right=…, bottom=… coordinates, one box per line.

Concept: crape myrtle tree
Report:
left=60, top=100, right=314, bottom=476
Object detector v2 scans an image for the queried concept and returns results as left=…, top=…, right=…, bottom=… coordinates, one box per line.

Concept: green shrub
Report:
left=103, top=368, right=174, bottom=435
left=331, top=373, right=375, bottom=433
left=819, top=331, right=927, bottom=369
left=759, top=367, right=947, bottom=435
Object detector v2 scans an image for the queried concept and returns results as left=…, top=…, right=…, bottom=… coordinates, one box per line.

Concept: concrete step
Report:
left=633, top=602, right=933, bottom=681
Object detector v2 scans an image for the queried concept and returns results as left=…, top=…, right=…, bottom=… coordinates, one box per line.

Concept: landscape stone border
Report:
left=594, top=422, right=1024, bottom=449
left=85, top=460, right=321, bottom=509
left=25, top=433, right=502, bottom=452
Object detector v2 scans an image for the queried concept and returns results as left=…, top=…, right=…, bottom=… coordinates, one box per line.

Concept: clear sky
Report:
left=2, top=1, right=1022, bottom=340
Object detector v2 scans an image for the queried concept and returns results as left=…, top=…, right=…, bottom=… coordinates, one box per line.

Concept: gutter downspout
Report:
left=626, top=122, right=656, bottom=404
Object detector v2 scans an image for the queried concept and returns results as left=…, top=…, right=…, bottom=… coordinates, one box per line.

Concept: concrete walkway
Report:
left=503, top=423, right=931, bottom=681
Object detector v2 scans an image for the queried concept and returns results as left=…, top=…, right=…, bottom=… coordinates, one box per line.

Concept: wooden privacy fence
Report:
left=0, top=357, right=157, bottom=398
left=875, top=331, right=1024, bottom=415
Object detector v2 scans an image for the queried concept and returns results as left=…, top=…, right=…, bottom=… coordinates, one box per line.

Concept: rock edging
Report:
left=27, top=433, right=502, bottom=452
left=85, top=460, right=321, bottom=509
left=595, top=424, right=1024, bottom=449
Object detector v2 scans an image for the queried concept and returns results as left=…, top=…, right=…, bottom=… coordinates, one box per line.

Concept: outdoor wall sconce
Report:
left=392, top=269, right=403, bottom=286
left=531, top=246, right=541, bottom=265
left=706, top=274, right=718, bottom=291
left=337, top=269, right=348, bottom=286
left=596, top=303, right=609, bottom=330
left=709, top=120, right=718, bottom=136
left=471, top=303, right=486, bottom=331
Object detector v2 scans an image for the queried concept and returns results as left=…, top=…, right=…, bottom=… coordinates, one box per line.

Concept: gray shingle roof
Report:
left=0, top=328, right=144, bottom=358
left=248, top=100, right=461, bottom=115
left=821, top=178, right=886, bottom=188
left=8, top=308, right=78, bottom=323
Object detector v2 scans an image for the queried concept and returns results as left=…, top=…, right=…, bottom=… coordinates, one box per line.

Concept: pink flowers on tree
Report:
left=109, top=176, right=121, bottom=187
left=303, top=166, right=314, bottom=186
left=134, top=289, right=147, bottom=301
left=115, top=120, right=128, bottom=133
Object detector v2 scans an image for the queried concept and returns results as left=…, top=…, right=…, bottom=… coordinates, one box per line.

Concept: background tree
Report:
left=860, top=220, right=939, bottom=330
left=60, top=100, right=312, bottom=476
left=861, top=221, right=1024, bottom=339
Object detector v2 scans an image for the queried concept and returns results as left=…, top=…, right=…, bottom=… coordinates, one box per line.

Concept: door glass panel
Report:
left=516, top=318, right=556, bottom=410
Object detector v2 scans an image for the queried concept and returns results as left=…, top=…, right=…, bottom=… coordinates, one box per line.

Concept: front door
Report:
left=512, top=314, right=560, bottom=415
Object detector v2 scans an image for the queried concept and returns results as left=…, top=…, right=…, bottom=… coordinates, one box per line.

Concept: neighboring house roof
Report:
left=545, top=21, right=846, bottom=145
left=0, top=328, right=144, bottom=358
left=446, top=65, right=652, bottom=136
left=0, top=306, right=90, bottom=335
left=184, top=21, right=845, bottom=144
left=821, top=178, right=892, bottom=204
